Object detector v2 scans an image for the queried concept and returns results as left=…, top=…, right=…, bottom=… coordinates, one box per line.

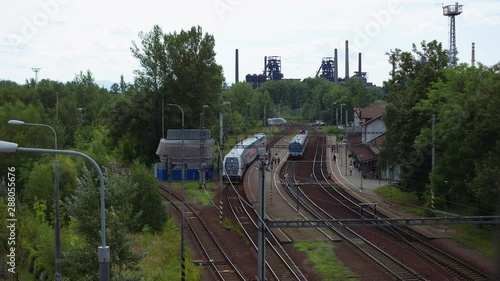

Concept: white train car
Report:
left=223, top=133, right=266, bottom=183
left=288, top=130, right=309, bottom=158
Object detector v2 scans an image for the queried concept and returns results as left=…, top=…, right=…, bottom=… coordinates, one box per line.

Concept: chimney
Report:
left=471, top=42, right=475, bottom=67
left=358, top=52, right=362, bottom=77
left=334, top=48, right=338, bottom=84
left=345, top=40, right=349, bottom=81
left=264, top=56, right=267, bottom=77
left=235, top=49, right=239, bottom=83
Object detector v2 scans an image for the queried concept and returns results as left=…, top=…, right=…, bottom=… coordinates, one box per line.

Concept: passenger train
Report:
left=288, top=130, right=309, bottom=158
left=223, top=133, right=267, bottom=183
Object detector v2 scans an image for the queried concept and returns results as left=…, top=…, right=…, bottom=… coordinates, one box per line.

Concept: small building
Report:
left=154, top=129, right=214, bottom=181
left=349, top=103, right=399, bottom=181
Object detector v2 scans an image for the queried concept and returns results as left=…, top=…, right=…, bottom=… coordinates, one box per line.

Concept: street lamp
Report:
left=201, top=104, right=209, bottom=129
left=166, top=103, right=186, bottom=281
left=8, top=120, right=62, bottom=280
left=219, top=101, right=230, bottom=181
left=200, top=105, right=209, bottom=188
left=0, top=140, right=110, bottom=281
left=340, top=103, right=348, bottom=176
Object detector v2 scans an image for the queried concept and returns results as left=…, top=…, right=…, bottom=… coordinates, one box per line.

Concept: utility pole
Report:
left=431, top=114, right=436, bottom=212
left=257, top=148, right=267, bottom=281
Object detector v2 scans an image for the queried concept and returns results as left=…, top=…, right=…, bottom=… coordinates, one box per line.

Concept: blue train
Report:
left=223, top=133, right=267, bottom=183
left=288, top=130, right=309, bottom=158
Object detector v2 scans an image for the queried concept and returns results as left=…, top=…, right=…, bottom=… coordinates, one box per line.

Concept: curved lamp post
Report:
left=166, top=103, right=186, bottom=281
left=8, top=120, right=62, bottom=280
left=0, top=140, right=110, bottom=281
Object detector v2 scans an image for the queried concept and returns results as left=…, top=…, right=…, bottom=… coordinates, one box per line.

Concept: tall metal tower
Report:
left=442, top=2, right=463, bottom=66
left=315, top=57, right=335, bottom=81
left=32, top=67, right=41, bottom=90
left=265, top=56, right=283, bottom=81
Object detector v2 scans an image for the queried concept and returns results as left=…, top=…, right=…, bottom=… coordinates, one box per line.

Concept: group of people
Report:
left=265, top=153, right=281, bottom=171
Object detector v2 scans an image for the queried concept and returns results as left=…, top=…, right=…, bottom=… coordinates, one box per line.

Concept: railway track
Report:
left=285, top=162, right=426, bottom=280
left=282, top=132, right=495, bottom=280
left=224, top=181, right=307, bottom=281
left=158, top=186, right=246, bottom=281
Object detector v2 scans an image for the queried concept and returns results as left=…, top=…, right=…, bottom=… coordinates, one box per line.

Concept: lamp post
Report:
left=0, top=140, right=110, bottom=281
left=219, top=101, right=230, bottom=181
left=8, top=120, right=62, bottom=280
left=341, top=103, right=347, bottom=176
left=200, top=105, right=209, bottom=188
left=166, top=103, right=186, bottom=281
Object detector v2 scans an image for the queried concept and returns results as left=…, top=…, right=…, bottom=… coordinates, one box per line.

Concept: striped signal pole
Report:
left=390, top=185, right=393, bottom=206
left=431, top=189, right=435, bottom=213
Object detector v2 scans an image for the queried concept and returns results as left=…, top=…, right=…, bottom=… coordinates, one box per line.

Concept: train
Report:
left=223, top=133, right=267, bottom=183
left=288, top=130, right=309, bottom=158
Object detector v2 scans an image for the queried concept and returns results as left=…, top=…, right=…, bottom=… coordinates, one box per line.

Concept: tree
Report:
left=110, top=83, right=120, bottom=94
left=414, top=63, right=500, bottom=212
left=64, top=165, right=142, bottom=280
left=108, top=25, right=223, bottom=164
left=344, top=77, right=374, bottom=108
left=129, top=160, right=167, bottom=232
left=381, top=40, right=448, bottom=197
left=66, top=70, right=111, bottom=127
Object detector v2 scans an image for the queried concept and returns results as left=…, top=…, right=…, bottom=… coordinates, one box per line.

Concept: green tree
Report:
left=381, top=40, right=448, bottom=198
left=344, top=77, right=374, bottom=108
left=129, top=160, right=167, bottom=232
left=108, top=25, right=223, bottom=164
left=67, top=70, right=111, bottom=127
left=65, top=165, right=142, bottom=280
left=74, top=125, right=112, bottom=167
left=415, top=63, right=500, bottom=212
left=24, top=155, right=78, bottom=223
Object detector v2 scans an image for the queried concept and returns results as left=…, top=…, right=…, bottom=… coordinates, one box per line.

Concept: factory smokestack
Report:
left=345, top=40, right=349, bottom=82
left=264, top=56, right=267, bottom=77
left=235, top=49, right=239, bottom=83
left=358, top=52, right=362, bottom=77
left=334, top=48, right=338, bottom=84
left=471, top=42, right=475, bottom=67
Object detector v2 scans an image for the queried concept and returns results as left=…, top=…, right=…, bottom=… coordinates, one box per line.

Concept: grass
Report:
left=169, top=180, right=215, bottom=206
left=450, top=224, right=496, bottom=260
left=18, top=271, right=36, bottom=281
left=222, top=217, right=250, bottom=245
left=294, top=241, right=359, bottom=280
left=374, top=185, right=497, bottom=260
left=131, top=220, right=201, bottom=280
left=374, top=185, right=428, bottom=216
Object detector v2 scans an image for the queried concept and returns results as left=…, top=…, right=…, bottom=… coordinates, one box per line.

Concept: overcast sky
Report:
left=1, top=0, right=499, bottom=88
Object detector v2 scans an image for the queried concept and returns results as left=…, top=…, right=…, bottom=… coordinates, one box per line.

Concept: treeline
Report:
left=381, top=40, right=500, bottom=214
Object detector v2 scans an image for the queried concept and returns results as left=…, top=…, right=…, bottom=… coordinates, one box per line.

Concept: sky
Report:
left=1, top=0, right=499, bottom=88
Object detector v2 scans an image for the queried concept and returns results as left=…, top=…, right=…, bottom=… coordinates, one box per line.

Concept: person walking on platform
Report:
left=349, top=164, right=353, bottom=176
left=333, top=154, right=337, bottom=162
